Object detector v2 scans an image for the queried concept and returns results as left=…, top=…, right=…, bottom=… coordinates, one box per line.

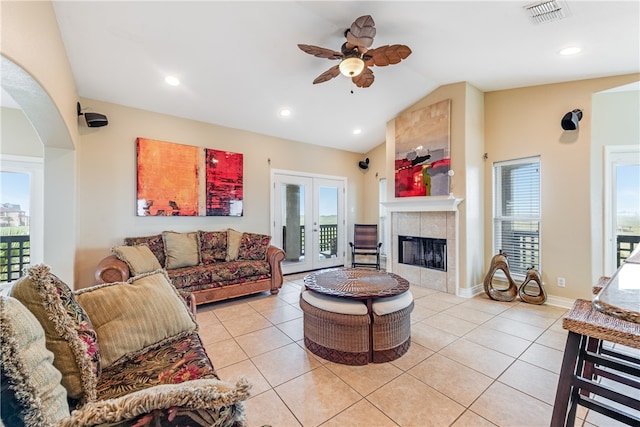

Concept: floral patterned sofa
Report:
left=1, top=265, right=249, bottom=426
left=95, top=229, right=285, bottom=306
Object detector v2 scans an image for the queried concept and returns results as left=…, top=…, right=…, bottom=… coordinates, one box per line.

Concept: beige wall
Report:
left=1, top=0, right=80, bottom=283
left=590, top=87, right=640, bottom=278
left=362, top=142, right=386, bottom=224
left=484, top=74, right=639, bottom=301
left=0, top=107, right=44, bottom=157
left=75, top=98, right=364, bottom=288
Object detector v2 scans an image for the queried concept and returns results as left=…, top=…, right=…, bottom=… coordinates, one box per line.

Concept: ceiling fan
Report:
left=298, top=15, right=412, bottom=88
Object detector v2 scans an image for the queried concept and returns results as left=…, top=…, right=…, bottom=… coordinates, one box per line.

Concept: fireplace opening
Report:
left=398, top=235, right=447, bottom=271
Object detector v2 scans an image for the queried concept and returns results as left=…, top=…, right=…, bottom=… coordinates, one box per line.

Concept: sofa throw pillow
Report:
left=226, top=228, right=243, bottom=261
left=162, top=231, right=199, bottom=269
left=75, top=270, right=197, bottom=367
left=237, top=232, right=271, bottom=261
left=124, top=234, right=166, bottom=268
left=198, top=230, right=228, bottom=264
left=0, top=296, right=71, bottom=426
left=112, top=244, right=162, bottom=276
left=9, top=265, right=100, bottom=402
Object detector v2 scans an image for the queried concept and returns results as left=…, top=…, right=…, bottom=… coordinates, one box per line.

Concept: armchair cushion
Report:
left=238, top=232, right=271, bottom=261
left=0, top=296, right=70, bottom=426
left=163, top=231, right=200, bottom=269
left=75, top=270, right=197, bottom=367
left=96, top=332, right=217, bottom=400
left=9, top=265, right=100, bottom=401
left=112, top=244, right=162, bottom=276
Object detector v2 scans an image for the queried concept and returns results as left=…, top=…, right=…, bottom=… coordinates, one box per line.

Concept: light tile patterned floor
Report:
left=197, top=273, right=623, bottom=427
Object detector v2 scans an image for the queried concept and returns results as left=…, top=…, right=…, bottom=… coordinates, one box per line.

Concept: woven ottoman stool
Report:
left=299, top=290, right=370, bottom=365
left=372, top=291, right=414, bottom=362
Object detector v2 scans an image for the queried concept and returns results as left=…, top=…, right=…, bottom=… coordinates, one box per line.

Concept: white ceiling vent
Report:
left=524, top=0, right=569, bottom=24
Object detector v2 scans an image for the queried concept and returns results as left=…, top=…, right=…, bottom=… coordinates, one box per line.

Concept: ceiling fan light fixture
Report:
left=339, top=57, right=365, bottom=77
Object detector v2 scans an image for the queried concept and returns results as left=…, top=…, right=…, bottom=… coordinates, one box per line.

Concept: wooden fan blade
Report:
left=298, top=44, right=343, bottom=60
left=313, top=65, right=341, bottom=84
left=352, top=67, right=374, bottom=88
left=364, top=44, right=412, bottom=67
left=346, top=15, right=376, bottom=52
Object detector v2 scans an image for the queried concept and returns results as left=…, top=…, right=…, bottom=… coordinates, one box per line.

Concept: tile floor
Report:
left=196, top=273, right=628, bottom=427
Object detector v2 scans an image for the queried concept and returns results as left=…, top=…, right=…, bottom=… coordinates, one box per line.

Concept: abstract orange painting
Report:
left=136, top=138, right=199, bottom=216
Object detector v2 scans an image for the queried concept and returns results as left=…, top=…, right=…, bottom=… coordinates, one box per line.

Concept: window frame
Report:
left=492, top=156, right=542, bottom=279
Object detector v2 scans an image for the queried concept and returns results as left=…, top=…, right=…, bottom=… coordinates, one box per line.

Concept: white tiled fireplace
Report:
left=382, top=196, right=462, bottom=295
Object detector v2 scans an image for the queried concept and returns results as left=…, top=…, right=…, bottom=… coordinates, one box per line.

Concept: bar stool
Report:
left=551, top=299, right=640, bottom=426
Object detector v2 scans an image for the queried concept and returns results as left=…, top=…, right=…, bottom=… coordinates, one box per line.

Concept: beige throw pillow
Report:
left=162, top=231, right=199, bottom=269
left=226, top=228, right=243, bottom=261
left=9, top=265, right=100, bottom=402
left=75, top=270, right=197, bottom=367
left=0, top=296, right=70, bottom=425
left=112, top=244, right=162, bottom=276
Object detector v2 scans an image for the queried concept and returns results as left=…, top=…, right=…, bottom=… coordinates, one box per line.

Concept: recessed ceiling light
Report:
left=353, top=128, right=362, bottom=135
left=279, top=108, right=291, bottom=117
left=165, top=76, right=180, bottom=86
left=559, top=46, right=581, bottom=56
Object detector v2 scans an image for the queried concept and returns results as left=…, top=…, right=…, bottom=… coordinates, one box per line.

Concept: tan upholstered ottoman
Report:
left=371, top=291, right=414, bottom=362
left=299, top=291, right=370, bottom=365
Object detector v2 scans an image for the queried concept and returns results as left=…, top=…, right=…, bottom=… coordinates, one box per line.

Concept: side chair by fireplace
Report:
left=349, top=224, right=382, bottom=270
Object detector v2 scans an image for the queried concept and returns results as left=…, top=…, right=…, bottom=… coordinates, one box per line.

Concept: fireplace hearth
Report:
left=398, top=235, right=447, bottom=271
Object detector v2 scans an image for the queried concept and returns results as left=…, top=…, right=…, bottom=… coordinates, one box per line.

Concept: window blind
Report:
left=493, top=157, right=541, bottom=276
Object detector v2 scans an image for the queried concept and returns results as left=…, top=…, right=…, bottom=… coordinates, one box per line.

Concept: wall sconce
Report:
left=561, top=109, right=582, bottom=131
left=358, top=158, right=370, bottom=170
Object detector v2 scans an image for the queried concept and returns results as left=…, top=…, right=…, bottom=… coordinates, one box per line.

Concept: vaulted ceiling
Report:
left=52, top=1, right=639, bottom=153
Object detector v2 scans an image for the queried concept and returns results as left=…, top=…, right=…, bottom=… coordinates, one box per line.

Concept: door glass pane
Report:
left=282, top=183, right=305, bottom=263
left=1, top=171, right=31, bottom=282
left=318, top=186, right=338, bottom=260
left=616, top=164, right=640, bottom=266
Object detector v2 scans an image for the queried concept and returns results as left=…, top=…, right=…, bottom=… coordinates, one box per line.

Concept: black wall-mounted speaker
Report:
left=561, top=109, right=582, bottom=131
left=84, top=112, right=108, bottom=128
left=358, top=158, right=370, bottom=170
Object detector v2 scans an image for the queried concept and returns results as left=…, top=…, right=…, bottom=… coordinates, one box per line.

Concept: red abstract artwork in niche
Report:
left=394, top=99, right=451, bottom=197
left=136, top=138, right=199, bottom=216
left=205, top=149, right=243, bottom=216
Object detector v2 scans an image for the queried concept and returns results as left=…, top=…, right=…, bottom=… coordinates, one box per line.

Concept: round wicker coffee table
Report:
left=304, top=267, right=409, bottom=307
left=302, top=268, right=412, bottom=364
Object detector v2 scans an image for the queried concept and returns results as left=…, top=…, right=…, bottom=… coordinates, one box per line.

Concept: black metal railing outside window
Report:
left=282, top=224, right=338, bottom=257
left=0, top=234, right=30, bottom=283
left=618, top=234, right=640, bottom=267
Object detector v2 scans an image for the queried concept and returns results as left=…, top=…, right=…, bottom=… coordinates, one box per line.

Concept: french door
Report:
left=271, top=171, right=346, bottom=275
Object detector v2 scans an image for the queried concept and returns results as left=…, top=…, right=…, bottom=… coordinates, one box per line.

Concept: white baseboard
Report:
left=459, top=284, right=575, bottom=309
left=544, top=295, right=575, bottom=309
left=457, top=283, right=484, bottom=298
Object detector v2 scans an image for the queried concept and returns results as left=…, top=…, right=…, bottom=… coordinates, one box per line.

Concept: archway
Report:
left=1, top=54, right=77, bottom=283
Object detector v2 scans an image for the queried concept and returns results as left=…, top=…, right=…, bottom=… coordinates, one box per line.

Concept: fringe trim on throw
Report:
left=0, top=296, right=53, bottom=427
left=59, top=377, right=251, bottom=427
left=27, top=265, right=99, bottom=403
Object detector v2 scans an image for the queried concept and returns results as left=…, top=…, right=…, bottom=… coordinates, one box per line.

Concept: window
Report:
left=493, top=157, right=541, bottom=277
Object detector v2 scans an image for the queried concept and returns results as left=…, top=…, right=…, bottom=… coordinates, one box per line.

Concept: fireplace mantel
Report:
left=382, top=195, right=463, bottom=213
